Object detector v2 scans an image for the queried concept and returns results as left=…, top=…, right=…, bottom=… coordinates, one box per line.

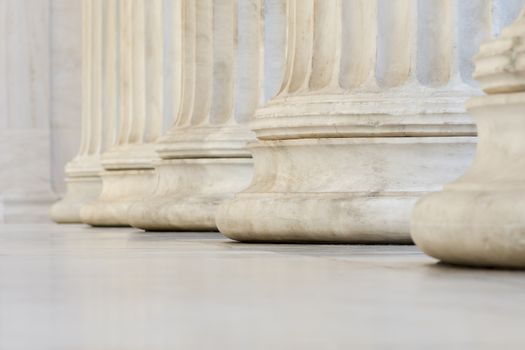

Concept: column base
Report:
left=80, top=169, right=155, bottom=227
left=128, top=158, right=253, bottom=231
left=411, top=95, right=525, bottom=268
left=412, top=190, right=525, bottom=269
left=217, top=137, right=476, bottom=243
left=50, top=176, right=102, bottom=223
left=217, top=193, right=421, bottom=243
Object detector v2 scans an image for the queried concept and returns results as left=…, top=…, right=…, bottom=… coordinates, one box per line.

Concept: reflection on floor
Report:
left=1, top=224, right=524, bottom=349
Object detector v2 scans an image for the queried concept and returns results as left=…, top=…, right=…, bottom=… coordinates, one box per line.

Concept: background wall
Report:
left=0, top=0, right=81, bottom=222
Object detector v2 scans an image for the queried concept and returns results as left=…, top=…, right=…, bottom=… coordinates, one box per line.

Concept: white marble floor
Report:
left=0, top=224, right=524, bottom=350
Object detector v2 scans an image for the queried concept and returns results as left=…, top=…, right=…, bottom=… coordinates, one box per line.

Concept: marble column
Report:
left=216, top=0, right=505, bottom=243
left=80, top=0, right=164, bottom=226
left=128, top=0, right=285, bottom=231
left=51, top=0, right=115, bottom=223
left=412, top=8, right=525, bottom=268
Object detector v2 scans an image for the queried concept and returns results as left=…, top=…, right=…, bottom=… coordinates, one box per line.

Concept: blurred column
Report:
left=51, top=0, right=117, bottom=223
left=81, top=0, right=164, bottom=226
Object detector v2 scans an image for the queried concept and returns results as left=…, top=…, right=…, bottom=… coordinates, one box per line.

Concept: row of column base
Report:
left=51, top=135, right=525, bottom=269
left=54, top=158, right=252, bottom=230
left=52, top=136, right=475, bottom=242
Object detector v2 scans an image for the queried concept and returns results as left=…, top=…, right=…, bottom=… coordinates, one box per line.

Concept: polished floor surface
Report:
left=0, top=224, right=524, bottom=349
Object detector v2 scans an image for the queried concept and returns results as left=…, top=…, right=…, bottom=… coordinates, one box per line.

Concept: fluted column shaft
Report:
left=155, top=0, right=264, bottom=158
left=80, top=0, right=164, bottom=226
left=216, top=0, right=518, bottom=243
left=412, top=7, right=525, bottom=268
left=252, top=0, right=489, bottom=139
left=101, top=0, right=163, bottom=169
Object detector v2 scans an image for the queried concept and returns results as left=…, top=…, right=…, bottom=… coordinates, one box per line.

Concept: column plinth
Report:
left=81, top=168, right=157, bottom=226
left=80, top=148, right=159, bottom=226
left=50, top=157, right=102, bottom=223
left=128, top=125, right=254, bottom=230
left=218, top=137, right=475, bottom=242
left=130, top=158, right=252, bottom=231
left=412, top=11, right=525, bottom=268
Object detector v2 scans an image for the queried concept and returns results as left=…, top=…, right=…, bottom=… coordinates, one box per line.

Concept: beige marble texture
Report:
left=1, top=224, right=525, bottom=349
